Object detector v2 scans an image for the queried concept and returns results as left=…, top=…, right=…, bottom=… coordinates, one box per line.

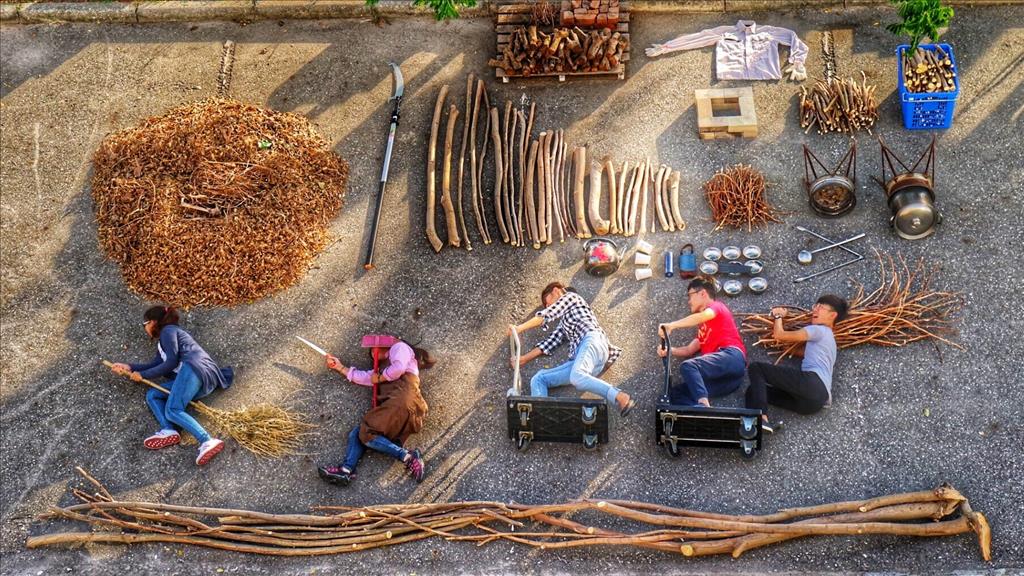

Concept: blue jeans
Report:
left=672, top=346, right=746, bottom=406
left=145, top=363, right=211, bottom=443
left=341, top=426, right=408, bottom=472
left=530, top=331, right=621, bottom=404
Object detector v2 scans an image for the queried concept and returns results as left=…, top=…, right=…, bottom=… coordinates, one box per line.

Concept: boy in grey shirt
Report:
left=744, top=295, right=848, bottom=433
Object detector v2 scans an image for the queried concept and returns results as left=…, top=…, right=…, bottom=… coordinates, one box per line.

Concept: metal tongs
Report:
left=793, top=226, right=865, bottom=283
left=508, top=326, right=523, bottom=397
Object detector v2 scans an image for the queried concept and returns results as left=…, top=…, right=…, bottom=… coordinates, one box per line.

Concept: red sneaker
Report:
left=143, top=430, right=180, bottom=450
left=196, top=438, right=224, bottom=466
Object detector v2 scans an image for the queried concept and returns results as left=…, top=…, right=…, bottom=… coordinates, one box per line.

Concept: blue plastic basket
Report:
left=897, top=43, right=959, bottom=130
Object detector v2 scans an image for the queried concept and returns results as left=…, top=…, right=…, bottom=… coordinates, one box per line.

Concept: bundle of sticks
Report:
left=901, top=45, right=957, bottom=93
left=30, top=469, right=991, bottom=561
left=703, top=164, right=780, bottom=231
left=488, top=25, right=628, bottom=76
left=742, top=253, right=964, bottom=359
left=425, top=78, right=686, bottom=252
left=799, top=73, right=878, bottom=134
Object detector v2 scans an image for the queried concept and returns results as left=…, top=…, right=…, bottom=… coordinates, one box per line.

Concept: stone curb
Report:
left=2, top=0, right=1021, bottom=24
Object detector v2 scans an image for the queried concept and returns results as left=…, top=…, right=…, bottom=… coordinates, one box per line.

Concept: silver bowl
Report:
left=703, top=247, right=722, bottom=261
left=722, top=246, right=742, bottom=260
left=699, top=260, right=719, bottom=275
left=748, top=277, right=768, bottom=293
left=723, top=279, right=743, bottom=296
left=742, top=245, right=762, bottom=259
left=745, top=260, right=765, bottom=274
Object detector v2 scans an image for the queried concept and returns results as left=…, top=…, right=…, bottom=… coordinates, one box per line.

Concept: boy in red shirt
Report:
left=657, top=277, right=746, bottom=407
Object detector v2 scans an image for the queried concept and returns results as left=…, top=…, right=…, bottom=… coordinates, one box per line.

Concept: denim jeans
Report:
left=341, top=426, right=408, bottom=472
left=145, top=363, right=211, bottom=443
left=672, top=346, right=746, bottom=406
left=530, top=331, right=621, bottom=404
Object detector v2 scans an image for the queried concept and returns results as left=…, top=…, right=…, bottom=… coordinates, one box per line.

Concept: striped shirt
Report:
left=534, top=291, right=622, bottom=365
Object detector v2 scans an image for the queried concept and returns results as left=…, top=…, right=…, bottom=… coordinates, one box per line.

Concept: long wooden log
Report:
left=525, top=139, right=539, bottom=248
left=543, top=130, right=555, bottom=244
left=639, top=159, right=651, bottom=235
left=669, top=170, right=685, bottom=231
left=617, top=161, right=630, bottom=234
left=441, top=104, right=461, bottom=247
left=536, top=132, right=548, bottom=244
left=626, top=161, right=643, bottom=236
left=603, top=156, right=618, bottom=235
left=573, top=146, right=591, bottom=238
left=588, top=160, right=610, bottom=235
left=653, top=164, right=670, bottom=232
left=474, top=81, right=493, bottom=244
left=551, top=129, right=565, bottom=242
left=516, top=110, right=527, bottom=247
left=456, top=74, right=473, bottom=250
left=425, top=85, right=447, bottom=253
left=468, top=79, right=489, bottom=244
left=489, top=106, right=509, bottom=244
left=503, top=101, right=518, bottom=246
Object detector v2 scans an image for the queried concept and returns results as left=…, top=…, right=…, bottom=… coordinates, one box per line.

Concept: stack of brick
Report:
left=560, top=0, right=619, bottom=29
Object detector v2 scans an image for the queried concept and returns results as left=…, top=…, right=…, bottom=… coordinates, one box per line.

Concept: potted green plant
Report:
left=888, top=0, right=959, bottom=130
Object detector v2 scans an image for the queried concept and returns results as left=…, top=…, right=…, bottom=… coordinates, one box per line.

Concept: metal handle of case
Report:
left=659, top=326, right=672, bottom=403
left=510, top=326, right=522, bottom=396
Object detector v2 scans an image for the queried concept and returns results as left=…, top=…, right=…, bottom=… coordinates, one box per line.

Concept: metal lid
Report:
left=893, top=202, right=938, bottom=239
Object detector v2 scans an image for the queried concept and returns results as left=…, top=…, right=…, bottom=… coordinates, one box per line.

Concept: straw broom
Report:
left=102, top=360, right=314, bottom=458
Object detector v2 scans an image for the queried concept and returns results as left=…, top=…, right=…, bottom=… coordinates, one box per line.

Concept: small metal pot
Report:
left=808, top=175, right=856, bottom=217
left=885, top=174, right=941, bottom=240
left=583, top=237, right=622, bottom=276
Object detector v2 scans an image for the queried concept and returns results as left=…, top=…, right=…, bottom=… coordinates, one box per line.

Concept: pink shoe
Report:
left=196, top=438, right=224, bottom=466
left=143, top=430, right=180, bottom=450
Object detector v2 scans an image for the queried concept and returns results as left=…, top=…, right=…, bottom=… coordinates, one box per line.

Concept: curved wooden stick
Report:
left=441, top=104, right=461, bottom=247
left=525, top=140, right=539, bottom=248
left=425, top=85, right=447, bottom=252
left=653, top=164, right=670, bottom=232
left=573, top=147, right=592, bottom=238
left=536, top=132, right=548, bottom=244
left=639, top=159, right=651, bottom=235
left=603, top=156, right=618, bottom=235
left=468, top=79, right=488, bottom=244
left=669, top=169, right=685, bottom=231
left=489, top=106, right=508, bottom=244
left=588, top=159, right=610, bottom=235
left=456, top=74, right=473, bottom=250
left=516, top=110, right=527, bottom=247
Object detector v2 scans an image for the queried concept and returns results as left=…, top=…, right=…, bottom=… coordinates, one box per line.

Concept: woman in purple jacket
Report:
left=110, top=306, right=233, bottom=466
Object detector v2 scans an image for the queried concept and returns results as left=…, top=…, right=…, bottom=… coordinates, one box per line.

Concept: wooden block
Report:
left=572, top=0, right=582, bottom=8
left=607, top=15, right=618, bottom=26
left=562, top=0, right=571, bottom=10
left=561, top=11, right=574, bottom=25
left=695, top=87, right=758, bottom=140
left=608, top=6, right=618, bottom=17
left=590, top=0, right=601, bottom=9
left=577, top=12, right=596, bottom=26
left=596, top=14, right=607, bottom=27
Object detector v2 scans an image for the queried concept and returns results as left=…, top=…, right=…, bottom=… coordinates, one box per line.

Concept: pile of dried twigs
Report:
left=92, top=98, right=348, bottom=307
left=703, top=164, right=780, bottom=231
left=901, top=45, right=957, bottom=93
left=29, top=468, right=990, bottom=560
left=799, top=74, right=878, bottom=134
left=742, top=253, right=964, bottom=359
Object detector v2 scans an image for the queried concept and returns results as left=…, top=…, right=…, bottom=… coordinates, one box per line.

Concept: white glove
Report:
left=646, top=44, right=667, bottom=58
left=784, top=62, right=807, bottom=82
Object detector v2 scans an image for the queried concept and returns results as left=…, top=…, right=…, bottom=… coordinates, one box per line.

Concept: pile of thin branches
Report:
left=703, top=164, right=781, bottom=231
left=742, top=253, right=964, bottom=359
left=28, top=469, right=990, bottom=560
left=799, top=73, right=879, bottom=135
left=92, top=98, right=348, bottom=307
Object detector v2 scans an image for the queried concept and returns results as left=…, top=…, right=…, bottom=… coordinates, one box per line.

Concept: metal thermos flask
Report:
left=664, top=250, right=674, bottom=277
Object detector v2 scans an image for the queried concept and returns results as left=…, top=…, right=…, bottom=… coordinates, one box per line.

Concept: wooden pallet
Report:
left=494, top=2, right=630, bottom=83
left=695, top=87, right=758, bottom=140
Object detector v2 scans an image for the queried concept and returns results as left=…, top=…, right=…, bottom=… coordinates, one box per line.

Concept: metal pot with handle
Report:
left=583, top=237, right=621, bottom=276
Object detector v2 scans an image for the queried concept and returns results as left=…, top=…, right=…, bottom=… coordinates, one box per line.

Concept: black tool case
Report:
left=655, top=327, right=763, bottom=458
left=505, top=328, right=609, bottom=451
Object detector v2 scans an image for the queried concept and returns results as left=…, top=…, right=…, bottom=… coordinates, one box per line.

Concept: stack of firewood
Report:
left=798, top=72, right=878, bottom=134
left=901, top=45, right=957, bottom=93
left=560, top=0, right=620, bottom=29
left=488, top=25, right=627, bottom=76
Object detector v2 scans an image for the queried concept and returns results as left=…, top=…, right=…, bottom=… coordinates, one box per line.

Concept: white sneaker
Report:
left=196, top=438, right=224, bottom=466
left=143, top=429, right=180, bottom=450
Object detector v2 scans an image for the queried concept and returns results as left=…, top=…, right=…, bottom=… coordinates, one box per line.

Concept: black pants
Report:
left=745, top=361, right=829, bottom=415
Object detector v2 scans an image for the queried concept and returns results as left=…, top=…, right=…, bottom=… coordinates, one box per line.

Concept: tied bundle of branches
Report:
left=92, top=98, right=348, bottom=307
left=29, top=468, right=990, bottom=560
left=742, top=252, right=964, bottom=359
left=703, top=165, right=780, bottom=231
left=799, top=73, right=879, bottom=134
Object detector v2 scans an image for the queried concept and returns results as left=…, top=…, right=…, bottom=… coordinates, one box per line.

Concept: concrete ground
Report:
left=1, top=5, right=1022, bottom=575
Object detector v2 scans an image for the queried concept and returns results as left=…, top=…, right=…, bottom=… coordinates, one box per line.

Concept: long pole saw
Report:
left=363, top=63, right=405, bottom=270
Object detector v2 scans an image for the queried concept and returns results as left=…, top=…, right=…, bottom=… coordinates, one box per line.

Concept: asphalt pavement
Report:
left=1, top=5, right=1022, bottom=575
